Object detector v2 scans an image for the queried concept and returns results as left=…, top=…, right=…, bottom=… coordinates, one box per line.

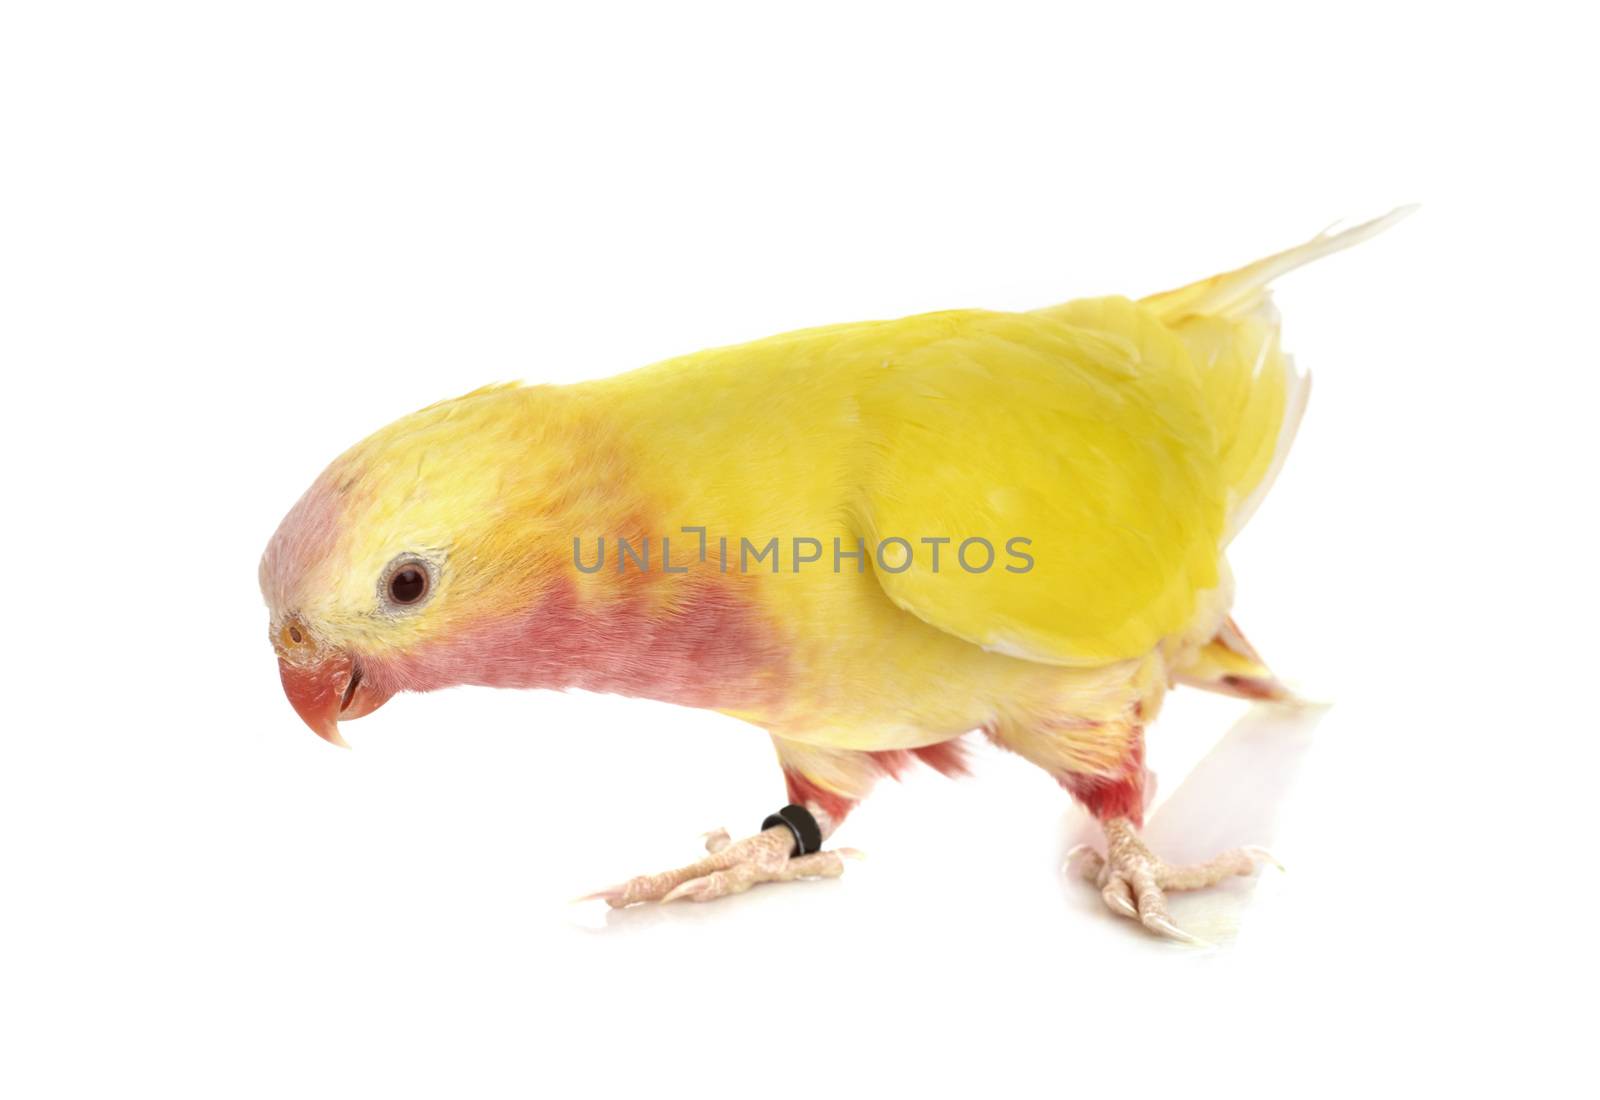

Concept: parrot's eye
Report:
left=379, top=555, right=435, bottom=611
left=390, top=568, right=427, bottom=603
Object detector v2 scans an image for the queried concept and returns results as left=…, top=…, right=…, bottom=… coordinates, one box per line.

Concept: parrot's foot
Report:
left=584, top=825, right=861, bottom=908
left=1067, top=817, right=1279, bottom=945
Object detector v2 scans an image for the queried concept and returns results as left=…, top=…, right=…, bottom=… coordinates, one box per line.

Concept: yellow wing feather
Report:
left=853, top=302, right=1225, bottom=666
left=853, top=208, right=1414, bottom=665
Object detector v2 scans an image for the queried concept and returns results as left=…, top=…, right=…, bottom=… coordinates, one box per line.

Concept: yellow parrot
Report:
left=261, top=210, right=1410, bottom=940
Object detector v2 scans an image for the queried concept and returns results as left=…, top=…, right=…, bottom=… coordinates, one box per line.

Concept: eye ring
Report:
left=379, top=555, right=436, bottom=611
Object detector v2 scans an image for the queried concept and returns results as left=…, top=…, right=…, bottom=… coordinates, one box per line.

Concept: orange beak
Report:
left=277, top=649, right=392, bottom=748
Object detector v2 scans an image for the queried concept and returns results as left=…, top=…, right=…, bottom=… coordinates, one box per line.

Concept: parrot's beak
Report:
left=277, top=650, right=392, bottom=748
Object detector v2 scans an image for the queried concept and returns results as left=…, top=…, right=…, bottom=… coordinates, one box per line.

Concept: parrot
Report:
left=261, top=210, right=1410, bottom=940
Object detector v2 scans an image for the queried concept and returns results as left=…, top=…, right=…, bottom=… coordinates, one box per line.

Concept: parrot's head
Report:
left=260, top=384, right=582, bottom=746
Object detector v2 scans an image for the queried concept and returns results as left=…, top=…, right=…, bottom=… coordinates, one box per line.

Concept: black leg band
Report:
left=761, top=804, right=823, bottom=857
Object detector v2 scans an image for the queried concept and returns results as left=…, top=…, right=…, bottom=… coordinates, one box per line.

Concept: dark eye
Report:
left=388, top=566, right=428, bottom=604
left=379, top=554, right=436, bottom=611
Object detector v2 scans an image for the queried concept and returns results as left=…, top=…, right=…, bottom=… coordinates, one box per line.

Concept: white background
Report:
left=3, top=2, right=1595, bottom=1096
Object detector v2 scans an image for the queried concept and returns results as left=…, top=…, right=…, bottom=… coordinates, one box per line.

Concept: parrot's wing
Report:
left=851, top=301, right=1228, bottom=667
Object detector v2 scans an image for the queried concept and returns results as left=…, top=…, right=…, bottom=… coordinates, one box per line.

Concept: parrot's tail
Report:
left=1141, top=206, right=1415, bottom=542
left=1172, top=616, right=1293, bottom=703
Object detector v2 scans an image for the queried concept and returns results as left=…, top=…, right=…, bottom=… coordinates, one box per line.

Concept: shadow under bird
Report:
left=261, top=210, right=1411, bottom=941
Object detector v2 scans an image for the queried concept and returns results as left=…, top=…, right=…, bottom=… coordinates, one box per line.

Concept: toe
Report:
left=1064, top=843, right=1105, bottom=883
left=662, top=871, right=727, bottom=903
left=608, top=875, right=664, bottom=908
left=1099, top=874, right=1138, bottom=918
left=1155, top=845, right=1279, bottom=890
left=1240, top=845, right=1284, bottom=872
left=776, top=851, right=850, bottom=881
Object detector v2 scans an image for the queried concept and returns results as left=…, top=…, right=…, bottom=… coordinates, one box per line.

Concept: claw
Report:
left=575, top=884, right=625, bottom=904
left=1141, top=913, right=1214, bottom=948
left=1100, top=877, right=1138, bottom=919
left=662, top=869, right=736, bottom=901
left=1241, top=845, right=1285, bottom=872
left=662, top=873, right=723, bottom=904
left=1063, top=843, right=1102, bottom=879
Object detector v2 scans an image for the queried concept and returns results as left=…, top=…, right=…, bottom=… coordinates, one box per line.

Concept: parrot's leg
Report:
left=586, top=820, right=861, bottom=907
left=585, top=739, right=902, bottom=908
left=993, top=716, right=1274, bottom=942
left=1067, top=818, right=1278, bottom=943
